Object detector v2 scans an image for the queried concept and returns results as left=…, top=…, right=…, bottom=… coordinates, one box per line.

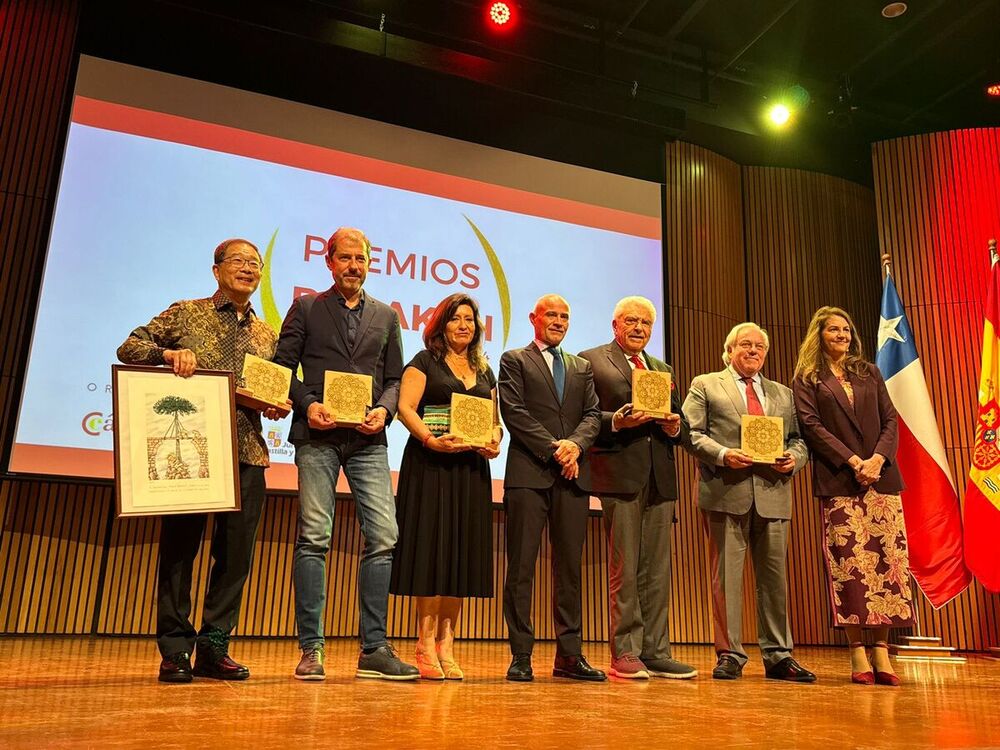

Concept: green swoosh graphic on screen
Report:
left=463, top=215, right=510, bottom=349
left=260, top=228, right=282, bottom=335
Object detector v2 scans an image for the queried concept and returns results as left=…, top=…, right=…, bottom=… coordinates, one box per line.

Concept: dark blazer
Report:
left=274, top=288, right=404, bottom=446
left=499, top=343, right=602, bottom=490
left=792, top=363, right=903, bottom=497
left=576, top=341, right=689, bottom=500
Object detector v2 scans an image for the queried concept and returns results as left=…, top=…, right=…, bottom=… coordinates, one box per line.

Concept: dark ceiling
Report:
left=79, top=0, right=1000, bottom=185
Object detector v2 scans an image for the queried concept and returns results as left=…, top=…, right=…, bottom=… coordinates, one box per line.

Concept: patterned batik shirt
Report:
left=117, top=289, right=278, bottom=467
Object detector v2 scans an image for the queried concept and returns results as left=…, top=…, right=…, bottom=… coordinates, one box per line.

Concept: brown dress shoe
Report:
left=158, top=651, right=193, bottom=683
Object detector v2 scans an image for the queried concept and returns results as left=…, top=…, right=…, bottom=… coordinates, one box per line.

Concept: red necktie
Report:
left=742, top=377, right=764, bottom=416
left=629, top=354, right=647, bottom=370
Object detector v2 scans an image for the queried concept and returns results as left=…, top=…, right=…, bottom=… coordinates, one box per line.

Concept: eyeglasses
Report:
left=736, top=341, right=768, bottom=351
left=622, top=316, right=653, bottom=329
left=219, top=257, right=262, bottom=271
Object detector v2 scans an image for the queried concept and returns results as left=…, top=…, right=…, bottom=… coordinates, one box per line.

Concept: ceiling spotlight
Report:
left=486, top=2, right=515, bottom=29
left=988, top=83, right=1000, bottom=97
left=767, top=103, right=791, bottom=127
left=881, top=3, right=907, bottom=18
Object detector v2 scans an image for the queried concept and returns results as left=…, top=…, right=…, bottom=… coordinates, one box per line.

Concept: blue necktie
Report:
left=547, top=346, right=565, bottom=402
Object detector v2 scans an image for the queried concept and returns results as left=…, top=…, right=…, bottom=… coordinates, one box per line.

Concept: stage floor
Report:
left=1, top=637, right=997, bottom=749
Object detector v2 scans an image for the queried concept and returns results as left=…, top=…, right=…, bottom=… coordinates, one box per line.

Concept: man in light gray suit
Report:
left=681, top=322, right=815, bottom=683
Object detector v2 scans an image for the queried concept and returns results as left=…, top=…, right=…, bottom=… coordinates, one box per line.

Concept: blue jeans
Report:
left=294, top=440, right=398, bottom=650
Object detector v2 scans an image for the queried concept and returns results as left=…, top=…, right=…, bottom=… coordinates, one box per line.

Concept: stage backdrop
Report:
left=7, top=56, right=664, bottom=495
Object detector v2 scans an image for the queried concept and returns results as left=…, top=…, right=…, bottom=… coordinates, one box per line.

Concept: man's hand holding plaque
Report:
left=323, top=371, right=373, bottom=427
left=236, top=353, right=292, bottom=418
left=740, top=414, right=785, bottom=464
left=631, top=369, right=672, bottom=419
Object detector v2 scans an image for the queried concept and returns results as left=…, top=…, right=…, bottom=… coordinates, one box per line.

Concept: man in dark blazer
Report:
left=578, top=296, right=695, bottom=680
left=682, top=323, right=815, bottom=683
left=274, top=227, right=417, bottom=682
left=499, top=294, right=605, bottom=682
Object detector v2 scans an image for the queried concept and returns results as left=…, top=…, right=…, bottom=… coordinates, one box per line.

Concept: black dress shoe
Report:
left=712, top=654, right=743, bottom=680
left=765, top=656, right=816, bottom=683
left=158, top=651, right=193, bottom=683
left=193, top=648, right=250, bottom=680
left=506, top=654, right=533, bottom=682
left=553, top=654, right=607, bottom=682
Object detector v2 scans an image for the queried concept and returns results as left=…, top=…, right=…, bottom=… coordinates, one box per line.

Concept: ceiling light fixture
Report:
left=881, top=3, right=908, bottom=19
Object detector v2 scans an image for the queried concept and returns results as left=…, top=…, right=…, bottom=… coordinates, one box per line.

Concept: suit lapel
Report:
left=760, top=376, right=779, bottom=417
left=820, top=370, right=863, bottom=433
left=607, top=343, right=633, bottom=389
left=352, top=293, right=376, bottom=355
left=721, top=371, right=748, bottom=416
left=525, top=343, right=560, bottom=403
left=320, top=290, right=351, bottom=353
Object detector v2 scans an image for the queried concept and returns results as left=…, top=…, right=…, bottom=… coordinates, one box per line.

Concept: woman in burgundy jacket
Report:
left=792, top=306, right=912, bottom=687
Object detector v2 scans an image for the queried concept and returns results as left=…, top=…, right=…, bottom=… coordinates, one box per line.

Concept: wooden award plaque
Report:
left=236, top=354, right=292, bottom=417
left=323, top=371, right=372, bottom=426
left=631, top=369, right=672, bottom=419
left=741, top=414, right=785, bottom=463
left=449, top=393, right=495, bottom=447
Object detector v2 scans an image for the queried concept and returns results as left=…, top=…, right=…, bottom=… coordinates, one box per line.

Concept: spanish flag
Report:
left=966, top=239, right=1000, bottom=592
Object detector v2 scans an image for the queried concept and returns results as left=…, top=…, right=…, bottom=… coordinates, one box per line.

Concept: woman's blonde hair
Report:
left=793, top=306, right=870, bottom=383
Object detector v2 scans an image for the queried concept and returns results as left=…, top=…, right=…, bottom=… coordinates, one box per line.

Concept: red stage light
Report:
left=987, top=83, right=1000, bottom=97
left=487, top=2, right=515, bottom=29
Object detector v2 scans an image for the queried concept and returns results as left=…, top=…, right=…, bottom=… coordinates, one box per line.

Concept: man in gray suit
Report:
left=578, top=296, right=695, bottom=680
left=681, top=322, right=815, bottom=682
left=499, top=294, right=605, bottom=682
left=275, top=227, right=417, bottom=682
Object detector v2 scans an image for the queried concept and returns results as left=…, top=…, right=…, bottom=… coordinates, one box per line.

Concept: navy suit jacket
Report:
left=274, top=287, right=404, bottom=446
left=498, top=342, right=601, bottom=490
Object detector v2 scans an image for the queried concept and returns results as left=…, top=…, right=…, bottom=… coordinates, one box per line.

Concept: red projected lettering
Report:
left=303, top=235, right=327, bottom=260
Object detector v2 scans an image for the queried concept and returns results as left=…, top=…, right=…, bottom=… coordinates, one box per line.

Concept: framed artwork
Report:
left=112, top=365, right=240, bottom=516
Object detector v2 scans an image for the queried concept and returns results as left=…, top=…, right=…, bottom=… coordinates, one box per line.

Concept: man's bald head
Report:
left=530, top=294, right=571, bottom=347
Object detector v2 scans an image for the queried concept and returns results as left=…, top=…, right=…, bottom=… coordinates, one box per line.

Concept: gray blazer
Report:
left=682, top=369, right=808, bottom=519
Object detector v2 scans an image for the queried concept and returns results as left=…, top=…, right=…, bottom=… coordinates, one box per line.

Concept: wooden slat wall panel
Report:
left=0, top=479, right=108, bottom=633
left=742, top=165, right=882, bottom=648
left=665, top=142, right=745, bottom=645
left=872, top=128, right=1000, bottom=651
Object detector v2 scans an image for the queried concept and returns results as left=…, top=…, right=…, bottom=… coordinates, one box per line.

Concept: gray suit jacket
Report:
left=682, top=369, right=808, bottom=519
left=273, top=287, right=404, bottom=446
left=498, top=343, right=601, bottom=490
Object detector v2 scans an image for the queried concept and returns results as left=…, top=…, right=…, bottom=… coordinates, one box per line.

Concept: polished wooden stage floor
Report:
left=1, top=637, right=997, bottom=749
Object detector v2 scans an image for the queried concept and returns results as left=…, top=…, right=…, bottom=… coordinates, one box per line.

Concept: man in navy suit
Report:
left=275, top=227, right=417, bottom=681
left=578, top=296, right=695, bottom=681
left=499, top=294, right=605, bottom=682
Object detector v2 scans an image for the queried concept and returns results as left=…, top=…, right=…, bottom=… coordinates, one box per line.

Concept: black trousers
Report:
left=503, top=479, right=590, bottom=658
left=156, top=463, right=266, bottom=656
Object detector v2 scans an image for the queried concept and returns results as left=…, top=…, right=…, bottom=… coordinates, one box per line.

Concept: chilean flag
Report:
left=964, top=244, right=1000, bottom=592
left=876, top=272, right=971, bottom=607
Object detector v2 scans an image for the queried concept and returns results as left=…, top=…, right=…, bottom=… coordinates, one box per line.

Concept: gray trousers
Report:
left=600, top=483, right=674, bottom=661
left=703, top=504, right=793, bottom=668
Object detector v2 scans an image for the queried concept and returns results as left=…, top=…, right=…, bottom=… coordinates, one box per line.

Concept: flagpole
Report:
left=881, top=253, right=924, bottom=638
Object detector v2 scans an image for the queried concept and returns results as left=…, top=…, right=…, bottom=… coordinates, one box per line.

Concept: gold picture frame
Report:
left=741, top=414, right=785, bottom=464
left=631, top=368, right=672, bottom=419
left=449, top=393, right=495, bottom=447
left=112, top=365, right=240, bottom=517
left=323, top=371, right=373, bottom=426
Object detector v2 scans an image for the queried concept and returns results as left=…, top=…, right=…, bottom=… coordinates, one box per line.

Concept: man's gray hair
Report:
left=612, top=295, right=657, bottom=323
left=721, top=322, right=770, bottom=365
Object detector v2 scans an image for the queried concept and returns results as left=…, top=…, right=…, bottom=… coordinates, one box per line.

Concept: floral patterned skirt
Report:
left=821, top=489, right=914, bottom=628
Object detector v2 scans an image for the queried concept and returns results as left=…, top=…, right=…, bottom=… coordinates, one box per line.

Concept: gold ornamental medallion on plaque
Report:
left=740, top=415, right=784, bottom=463
left=450, top=393, right=494, bottom=447
left=323, top=372, right=373, bottom=426
left=631, top=369, right=672, bottom=419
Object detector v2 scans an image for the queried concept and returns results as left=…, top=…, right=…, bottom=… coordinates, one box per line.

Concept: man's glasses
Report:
left=220, top=257, right=262, bottom=271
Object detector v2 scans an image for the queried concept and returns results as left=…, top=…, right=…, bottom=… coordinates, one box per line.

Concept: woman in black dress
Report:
left=390, top=293, right=502, bottom=680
